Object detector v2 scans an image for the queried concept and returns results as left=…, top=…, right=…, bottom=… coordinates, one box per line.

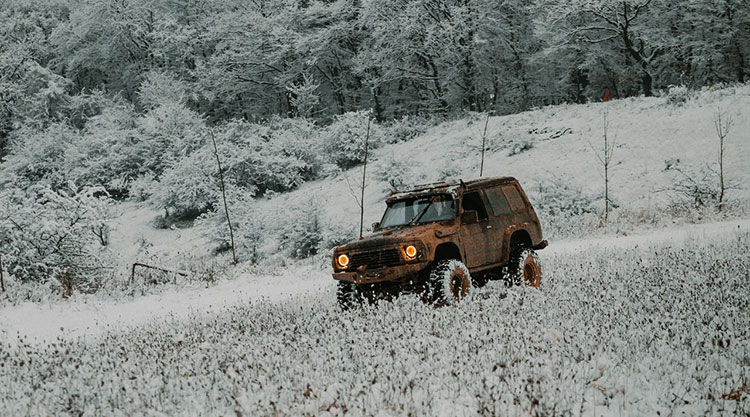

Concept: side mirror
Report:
left=371, top=222, right=380, bottom=231
left=461, top=210, right=479, bottom=224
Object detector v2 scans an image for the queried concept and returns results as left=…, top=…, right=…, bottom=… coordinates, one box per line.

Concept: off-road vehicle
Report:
left=332, top=176, right=548, bottom=308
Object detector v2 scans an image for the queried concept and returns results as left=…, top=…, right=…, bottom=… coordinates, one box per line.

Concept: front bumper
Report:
left=332, top=261, right=429, bottom=284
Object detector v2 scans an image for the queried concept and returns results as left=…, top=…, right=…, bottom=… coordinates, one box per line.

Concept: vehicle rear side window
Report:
left=462, top=192, right=488, bottom=220
left=501, top=185, right=525, bottom=212
left=485, top=187, right=511, bottom=216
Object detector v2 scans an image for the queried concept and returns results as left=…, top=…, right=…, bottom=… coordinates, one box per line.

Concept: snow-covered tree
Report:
left=0, top=184, right=113, bottom=295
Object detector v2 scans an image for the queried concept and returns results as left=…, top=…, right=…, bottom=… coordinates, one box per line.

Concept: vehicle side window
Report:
left=485, top=187, right=511, bottom=216
left=462, top=192, right=488, bottom=220
left=501, top=185, right=525, bottom=212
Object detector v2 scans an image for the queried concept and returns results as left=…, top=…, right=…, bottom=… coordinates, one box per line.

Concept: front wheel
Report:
left=428, top=259, right=472, bottom=305
left=336, top=281, right=359, bottom=310
left=506, top=248, right=542, bottom=288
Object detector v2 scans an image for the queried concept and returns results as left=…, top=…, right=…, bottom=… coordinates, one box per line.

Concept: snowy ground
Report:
left=2, top=218, right=748, bottom=416
left=2, top=217, right=747, bottom=347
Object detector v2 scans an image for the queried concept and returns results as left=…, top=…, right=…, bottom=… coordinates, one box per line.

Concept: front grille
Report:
left=350, top=248, right=403, bottom=269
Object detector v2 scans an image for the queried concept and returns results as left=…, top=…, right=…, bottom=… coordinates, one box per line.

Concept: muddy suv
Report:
left=332, top=176, right=548, bottom=308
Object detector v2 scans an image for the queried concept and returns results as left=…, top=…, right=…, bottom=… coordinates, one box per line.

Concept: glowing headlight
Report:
left=337, top=254, right=350, bottom=268
left=403, top=245, right=418, bottom=259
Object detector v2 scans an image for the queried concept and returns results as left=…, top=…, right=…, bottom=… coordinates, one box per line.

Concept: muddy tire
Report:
left=336, top=281, right=358, bottom=310
left=428, top=259, right=472, bottom=305
left=506, top=248, right=542, bottom=288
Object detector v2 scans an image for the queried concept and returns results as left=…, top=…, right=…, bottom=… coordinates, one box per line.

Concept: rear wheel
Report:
left=506, top=247, right=542, bottom=288
left=336, top=281, right=359, bottom=310
left=428, top=259, right=472, bottom=305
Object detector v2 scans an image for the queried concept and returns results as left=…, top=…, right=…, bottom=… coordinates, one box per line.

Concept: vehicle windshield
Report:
left=379, top=194, right=456, bottom=229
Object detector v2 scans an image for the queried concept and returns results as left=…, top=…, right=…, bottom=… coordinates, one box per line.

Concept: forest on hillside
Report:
left=2, top=0, right=748, bottom=131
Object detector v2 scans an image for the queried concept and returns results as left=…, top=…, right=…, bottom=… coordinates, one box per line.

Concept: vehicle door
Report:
left=484, top=186, right=513, bottom=264
left=458, top=191, right=493, bottom=268
left=500, top=183, right=529, bottom=225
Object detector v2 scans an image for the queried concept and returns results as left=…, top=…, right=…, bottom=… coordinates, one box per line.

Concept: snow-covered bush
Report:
left=530, top=179, right=595, bottom=217
left=149, top=146, right=217, bottom=219
left=377, top=157, right=413, bottom=193
left=665, top=84, right=693, bottom=106
left=0, top=122, right=79, bottom=190
left=665, top=161, right=721, bottom=208
left=320, top=110, right=382, bottom=170
left=218, top=118, right=321, bottom=196
left=507, top=139, right=534, bottom=156
left=137, top=102, right=207, bottom=177
left=0, top=184, right=113, bottom=296
left=68, top=99, right=144, bottom=197
left=381, top=115, right=430, bottom=144
left=278, top=199, right=324, bottom=259
left=198, top=185, right=263, bottom=262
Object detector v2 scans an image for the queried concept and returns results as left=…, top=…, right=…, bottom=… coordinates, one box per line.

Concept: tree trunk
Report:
left=210, top=129, right=237, bottom=264
left=0, top=254, right=5, bottom=293
left=641, top=70, right=653, bottom=97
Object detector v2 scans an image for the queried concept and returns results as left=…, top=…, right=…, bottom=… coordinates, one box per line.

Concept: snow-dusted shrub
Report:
left=507, top=139, right=534, bottom=156
left=256, top=116, right=323, bottom=190
left=381, top=115, right=429, bottom=144
left=68, top=98, right=144, bottom=197
left=197, top=185, right=263, bottom=262
left=278, top=199, right=324, bottom=259
left=666, top=161, right=721, bottom=208
left=665, top=84, right=693, bottom=106
left=530, top=179, right=595, bottom=217
left=0, top=184, right=113, bottom=296
left=216, top=118, right=321, bottom=196
left=377, top=157, right=413, bottom=193
left=0, top=122, right=79, bottom=190
left=149, top=146, right=217, bottom=219
left=127, top=174, right=156, bottom=202
left=320, top=110, right=382, bottom=170
left=137, top=102, right=207, bottom=177
left=137, top=70, right=194, bottom=111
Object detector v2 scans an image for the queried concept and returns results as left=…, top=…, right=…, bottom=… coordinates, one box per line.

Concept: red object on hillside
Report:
left=602, top=88, right=611, bottom=102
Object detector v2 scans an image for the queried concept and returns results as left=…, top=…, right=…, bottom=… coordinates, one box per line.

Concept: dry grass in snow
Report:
left=1, top=230, right=748, bottom=416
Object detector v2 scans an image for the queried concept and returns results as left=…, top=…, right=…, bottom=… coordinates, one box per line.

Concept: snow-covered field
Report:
left=1, top=219, right=748, bottom=416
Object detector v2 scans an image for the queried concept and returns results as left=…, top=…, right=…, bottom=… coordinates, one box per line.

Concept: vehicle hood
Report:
left=335, top=223, right=448, bottom=253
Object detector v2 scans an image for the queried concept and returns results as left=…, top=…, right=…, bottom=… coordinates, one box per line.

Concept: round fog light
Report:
left=405, top=245, right=418, bottom=259
left=337, top=254, right=350, bottom=268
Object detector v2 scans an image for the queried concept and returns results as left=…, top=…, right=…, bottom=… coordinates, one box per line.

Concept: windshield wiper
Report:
left=407, top=199, right=433, bottom=225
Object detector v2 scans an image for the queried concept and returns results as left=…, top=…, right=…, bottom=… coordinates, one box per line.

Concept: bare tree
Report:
left=552, top=0, right=662, bottom=97
left=479, top=94, right=495, bottom=177
left=589, top=109, right=617, bottom=223
left=713, top=108, right=733, bottom=211
left=359, top=115, right=372, bottom=239
left=210, top=129, right=237, bottom=264
left=0, top=254, right=5, bottom=293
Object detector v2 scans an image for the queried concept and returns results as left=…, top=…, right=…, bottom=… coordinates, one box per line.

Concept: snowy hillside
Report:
left=117, top=85, right=750, bottom=264
left=282, top=86, right=750, bottom=230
